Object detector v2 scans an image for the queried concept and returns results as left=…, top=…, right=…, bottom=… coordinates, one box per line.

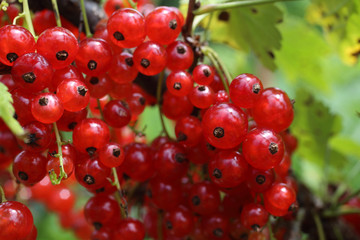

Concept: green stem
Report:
left=51, top=0, right=62, bottom=27
left=193, top=0, right=298, bottom=15
left=323, top=208, right=360, bottom=218
left=0, top=0, right=8, bottom=11
left=0, top=185, right=6, bottom=203
left=267, top=220, right=276, bottom=240
left=79, top=0, right=92, bottom=37
left=127, top=0, right=137, bottom=9
left=49, top=122, right=67, bottom=185
left=313, top=212, right=326, bottom=240
left=337, top=188, right=360, bottom=207
left=156, top=71, right=170, bottom=138
left=112, top=168, right=128, bottom=218
left=22, top=0, right=36, bottom=37
left=96, top=99, right=104, bottom=120
left=12, top=13, right=25, bottom=25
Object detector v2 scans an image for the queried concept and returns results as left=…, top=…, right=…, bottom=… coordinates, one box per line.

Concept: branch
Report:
left=79, top=0, right=92, bottom=37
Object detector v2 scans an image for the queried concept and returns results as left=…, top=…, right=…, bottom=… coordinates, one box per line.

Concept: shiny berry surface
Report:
left=175, top=116, right=202, bottom=147
left=246, top=167, right=275, bottom=193
left=189, top=85, right=215, bottom=109
left=240, top=203, right=269, bottom=230
left=166, top=41, right=194, bottom=71
left=113, top=218, right=146, bottom=240
left=56, top=79, right=90, bottom=112
left=108, top=52, right=138, bottom=84
left=163, top=206, right=194, bottom=237
left=84, top=195, right=119, bottom=229
left=31, top=93, right=64, bottom=124
left=103, top=100, right=131, bottom=128
left=84, top=74, right=113, bottom=99
left=193, top=64, right=214, bottom=86
left=99, top=142, right=125, bottom=168
left=75, top=157, right=111, bottom=190
left=56, top=108, right=88, bottom=132
left=264, top=183, right=296, bottom=216
left=133, top=41, right=167, bottom=76
left=188, top=181, right=220, bottom=215
left=166, top=70, right=193, bottom=97
left=229, top=73, right=263, bottom=108
left=162, top=91, right=193, bottom=120
left=18, top=121, right=52, bottom=153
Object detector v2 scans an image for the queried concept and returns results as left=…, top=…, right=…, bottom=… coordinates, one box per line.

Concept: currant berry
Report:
left=214, top=90, right=229, bottom=103
left=264, top=183, right=296, bottom=216
left=163, top=206, right=194, bottom=238
left=252, top=88, right=294, bottom=132
left=193, top=64, right=214, bottom=85
left=104, top=0, right=125, bottom=16
left=56, top=108, right=88, bottom=132
left=84, top=74, right=113, bottom=99
left=107, top=8, right=146, bottom=48
left=242, top=128, right=285, bottom=170
left=162, top=91, right=193, bottom=120
left=0, top=201, right=34, bottom=239
left=202, top=103, right=248, bottom=149
left=201, top=213, right=229, bottom=240
left=145, top=7, right=181, bottom=45
left=0, top=74, right=16, bottom=91
left=166, top=70, right=193, bottom=97
left=240, top=203, right=269, bottom=230
left=188, top=181, right=220, bottom=216
left=108, top=52, right=138, bottom=84
left=189, top=85, right=215, bottom=109
left=47, top=154, right=74, bottom=179
left=50, top=65, right=84, bottom=92
left=246, top=167, right=275, bottom=193
left=11, top=53, right=53, bottom=92
left=46, top=187, right=76, bottom=213
left=31, top=93, right=64, bottom=124
left=113, top=218, right=146, bottom=240
left=109, top=82, right=133, bottom=99
left=103, top=100, right=132, bottom=128
left=126, top=91, right=146, bottom=118
left=13, top=150, right=47, bottom=186
left=175, top=116, right=202, bottom=147
left=274, top=152, right=291, bottom=178
left=75, top=157, right=111, bottom=190
left=208, top=150, right=248, bottom=188
left=18, top=121, right=52, bottom=153
left=75, top=38, right=112, bottom=76
left=148, top=177, right=182, bottom=211
left=166, top=41, right=194, bottom=71
left=99, top=142, right=125, bottom=168
left=0, top=25, right=35, bottom=66
left=72, top=118, right=110, bottom=155
left=36, top=27, right=79, bottom=69
left=133, top=41, right=167, bottom=76
left=56, top=79, right=90, bottom=112
left=229, top=73, right=263, bottom=108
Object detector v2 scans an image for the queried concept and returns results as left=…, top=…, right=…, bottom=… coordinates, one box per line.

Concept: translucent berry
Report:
left=193, top=64, right=214, bottom=86
left=56, top=79, right=90, bottom=112
left=229, top=73, right=263, bottom=108
left=166, top=70, right=193, bottom=97
left=31, top=93, right=64, bottom=124
left=133, top=41, right=167, bottom=76
left=166, top=41, right=194, bottom=71
left=246, top=167, right=275, bottom=193
left=189, top=85, right=215, bottom=109
left=103, top=100, right=131, bottom=128
left=264, top=183, right=296, bottom=216
left=175, top=116, right=202, bottom=147
left=240, top=203, right=269, bottom=230
left=188, top=181, right=220, bottom=216
left=99, top=142, right=125, bottom=168
left=108, top=52, right=138, bottom=84
left=13, top=151, right=47, bottom=186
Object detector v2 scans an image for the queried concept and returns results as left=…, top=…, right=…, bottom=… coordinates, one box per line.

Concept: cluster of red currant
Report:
left=0, top=0, right=299, bottom=239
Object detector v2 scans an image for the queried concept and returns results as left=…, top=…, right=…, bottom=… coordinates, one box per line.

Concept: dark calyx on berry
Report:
left=203, top=68, right=211, bottom=77
left=251, top=224, right=260, bottom=232
left=173, top=82, right=182, bottom=90
left=213, top=228, right=223, bottom=237
left=198, top=86, right=206, bottom=91
left=192, top=196, right=200, bottom=206
left=252, top=83, right=261, bottom=94
left=38, top=97, right=49, bottom=106
left=256, top=175, right=266, bottom=184
left=176, top=46, right=186, bottom=54
left=18, top=171, right=29, bottom=181
left=93, top=222, right=102, bottom=230
left=175, top=153, right=187, bottom=163
left=213, top=127, right=224, bottom=138
left=213, top=168, right=222, bottom=179
left=125, top=57, right=134, bottom=66
left=68, top=122, right=77, bottom=130
left=169, top=19, right=178, bottom=30
left=56, top=50, right=69, bottom=61
left=6, top=52, right=18, bottom=63
left=177, top=132, right=187, bottom=141
left=141, top=58, right=150, bottom=68
left=87, top=60, right=97, bottom=70
left=22, top=72, right=36, bottom=83
left=77, top=86, right=88, bottom=96
left=166, top=221, right=173, bottom=229
left=86, top=147, right=97, bottom=156
left=83, top=174, right=95, bottom=185
left=288, top=202, right=299, bottom=212
left=90, top=77, right=99, bottom=85
left=24, top=133, right=40, bottom=147
left=113, top=31, right=125, bottom=41
left=268, top=142, right=278, bottom=154
left=139, top=97, right=146, bottom=105
left=113, top=148, right=121, bottom=157
left=0, top=146, right=4, bottom=153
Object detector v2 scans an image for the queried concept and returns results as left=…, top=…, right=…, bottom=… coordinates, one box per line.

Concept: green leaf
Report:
left=0, top=82, right=24, bottom=136
left=329, top=136, right=360, bottom=159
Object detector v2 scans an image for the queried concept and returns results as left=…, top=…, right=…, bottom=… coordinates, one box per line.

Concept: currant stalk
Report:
left=111, top=167, right=128, bottom=219
left=79, top=0, right=92, bottom=37
left=126, top=0, right=137, bottom=9
left=0, top=0, right=8, bottom=11
left=313, top=211, right=326, bottom=240
left=0, top=185, right=6, bottom=203
left=51, top=0, right=62, bottom=27
left=323, top=208, right=360, bottom=218
left=267, top=219, right=276, bottom=240
left=156, top=71, right=170, bottom=138
left=96, top=98, right=105, bottom=120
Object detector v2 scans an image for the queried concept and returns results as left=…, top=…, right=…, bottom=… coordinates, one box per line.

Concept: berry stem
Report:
left=111, top=167, right=128, bottom=219
left=79, top=0, right=92, bottom=37
left=156, top=71, right=170, bottom=138
left=337, top=188, right=360, bottom=207
left=126, top=0, right=137, bottom=9
left=96, top=98, right=105, bottom=120
left=0, top=0, right=9, bottom=11
left=49, top=122, right=68, bottom=185
left=193, top=0, right=297, bottom=15
left=313, top=211, right=326, bottom=240
left=202, top=46, right=230, bottom=94
left=182, top=0, right=197, bottom=41
left=267, top=219, right=276, bottom=240
left=323, top=207, right=360, bottom=217
left=157, top=210, right=164, bottom=240
left=51, top=0, right=62, bottom=27
left=0, top=185, right=6, bottom=203
left=14, top=0, right=35, bottom=37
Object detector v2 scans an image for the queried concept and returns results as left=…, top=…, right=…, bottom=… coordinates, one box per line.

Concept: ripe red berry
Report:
left=264, top=183, right=296, bottom=216
left=31, top=93, right=64, bottom=124
left=189, top=85, right=215, bottom=109
left=240, top=203, right=269, bottom=230
left=113, top=218, right=146, bottom=240
left=175, top=116, right=202, bottom=147
left=0, top=25, right=35, bottom=66
left=201, top=213, right=229, bottom=240
left=214, top=90, right=229, bottom=103
left=133, top=41, right=167, bottom=76
left=18, top=121, right=52, bottom=153
left=108, top=52, right=138, bottom=84
left=36, top=27, right=79, bottom=69
left=107, top=8, right=146, bottom=48
left=252, top=88, right=294, bottom=132
left=166, top=70, right=193, bottom=97
left=166, top=41, right=194, bottom=71
left=103, top=100, right=132, bottom=128
left=274, top=152, right=291, bottom=178
left=47, top=154, right=74, bottom=179
left=56, top=108, right=88, bottom=132
left=229, top=73, right=263, bottom=108
left=242, top=128, right=285, bottom=170
left=162, top=91, right=193, bottom=120
left=246, top=167, right=275, bottom=193
left=149, top=177, right=182, bottom=211
left=193, top=64, right=214, bottom=85
left=49, top=65, right=84, bottom=92
left=56, top=79, right=90, bottom=112
left=126, top=91, right=146, bottom=117
left=11, top=88, right=36, bottom=125
left=84, top=74, right=113, bottom=99
left=163, top=206, right=194, bottom=237
left=202, top=103, right=248, bottom=149
left=188, top=181, right=220, bottom=216
left=99, top=142, right=125, bottom=168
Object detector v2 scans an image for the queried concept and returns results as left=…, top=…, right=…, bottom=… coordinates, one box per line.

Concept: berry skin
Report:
left=229, top=73, right=263, bottom=108
left=193, top=64, right=214, bottom=86
left=99, top=142, right=125, bottom=168
left=252, top=88, right=294, bottom=132
left=11, top=88, right=36, bottom=125
left=56, top=79, right=90, bottom=112
left=126, top=91, right=146, bottom=117
left=75, top=38, right=112, bottom=76
left=11, top=53, right=53, bottom=92
left=208, top=150, right=248, bottom=188
left=13, top=151, right=47, bottom=186
left=104, top=0, right=124, bottom=16
left=72, top=118, right=110, bottom=155
left=108, top=52, right=138, bottom=84
left=56, top=108, right=88, bottom=132
left=149, top=177, right=182, bottom=211
left=163, top=206, right=194, bottom=238
left=175, top=116, right=202, bottom=147
left=0, top=25, right=35, bottom=66
left=31, top=93, right=64, bottom=124
left=202, top=103, right=248, bottom=149
left=50, top=65, right=84, bottom=92
left=166, top=41, right=194, bottom=71
left=84, top=74, right=113, bottom=99
left=0, top=201, right=34, bottom=240
left=107, top=8, right=146, bottom=48
left=113, top=218, right=146, bottom=240
left=214, top=90, right=229, bottom=103
left=188, top=181, right=220, bottom=216
left=264, top=183, right=296, bottom=216
left=246, top=167, right=275, bottom=193
left=242, top=128, right=285, bottom=170
left=0, top=74, right=16, bottom=91
left=18, top=121, right=52, bottom=153
left=103, top=100, right=132, bottom=128
left=145, top=7, right=181, bottom=45
left=201, top=213, right=229, bottom=240
left=47, top=153, right=74, bottom=179
left=133, top=41, right=167, bottom=76
left=162, top=91, right=193, bottom=120
left=36, top=27, right=79, bottom=69
left=189, top=85, right=215, bottom=109
left=240, top=203, right=269, bottom=230
left=274, top=152, right=291, bottom=178
left=166, top=70, right=193, bottom=97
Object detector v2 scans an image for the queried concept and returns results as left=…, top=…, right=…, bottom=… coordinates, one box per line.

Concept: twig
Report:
left=79, top=0, right=92, bottom=37
left=182, top=0, right=198, bottom=42
left=51, top=0, right=62, bottom=27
